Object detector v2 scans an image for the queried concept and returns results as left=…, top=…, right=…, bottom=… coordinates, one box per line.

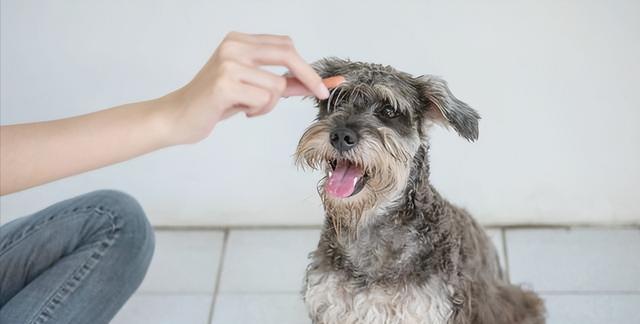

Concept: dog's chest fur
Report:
left=303, top=148, right=462, bottom=324
left=304, top=270, right=453, bottom=324
left=303, top=220, right=457, bottom=324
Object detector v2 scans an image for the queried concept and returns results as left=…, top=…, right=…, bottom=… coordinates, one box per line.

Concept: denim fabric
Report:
left=0, top=190, right=155, bottom=324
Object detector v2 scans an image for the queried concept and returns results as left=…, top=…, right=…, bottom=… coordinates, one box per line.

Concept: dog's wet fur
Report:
left=295, top=58, right=545, bottom=324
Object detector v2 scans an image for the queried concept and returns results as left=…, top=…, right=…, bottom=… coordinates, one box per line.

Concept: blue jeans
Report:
left=0, top=190, right=155, bottom=324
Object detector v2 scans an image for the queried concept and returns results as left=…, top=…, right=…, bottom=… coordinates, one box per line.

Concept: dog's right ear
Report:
left=312, top=57, right=351, bottom=79
left=416, top=75, right=480, bottom=142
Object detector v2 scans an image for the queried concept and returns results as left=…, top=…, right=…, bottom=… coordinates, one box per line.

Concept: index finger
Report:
left=282, top=76, right=346, bottom=98
left=285, top=53, right=330, bottom=99
left=248, top=44, right=330, bottom=99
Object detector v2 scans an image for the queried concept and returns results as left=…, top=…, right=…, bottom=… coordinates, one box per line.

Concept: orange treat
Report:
left=322, top=76, right=346, bottom=89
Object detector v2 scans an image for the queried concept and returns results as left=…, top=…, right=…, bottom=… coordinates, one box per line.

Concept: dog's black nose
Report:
left=330, top=128, right=359, bottom=152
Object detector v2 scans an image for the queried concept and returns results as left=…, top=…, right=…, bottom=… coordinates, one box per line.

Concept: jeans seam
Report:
left=26, top=206, right=121, bottom=324
left=0, top=204, right=109, bottom=258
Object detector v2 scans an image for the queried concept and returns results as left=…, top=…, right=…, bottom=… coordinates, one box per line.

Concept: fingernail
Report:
left=317, top=84, right=330, bottom=99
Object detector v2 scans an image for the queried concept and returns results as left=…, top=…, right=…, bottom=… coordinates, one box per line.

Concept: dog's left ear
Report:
left=416, top=75, right=480, bottom=141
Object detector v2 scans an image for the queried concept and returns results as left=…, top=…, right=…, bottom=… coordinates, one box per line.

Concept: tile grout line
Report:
left=500, top=227, right=511, bottom=283
left=206, top=228, right=230, bottom=324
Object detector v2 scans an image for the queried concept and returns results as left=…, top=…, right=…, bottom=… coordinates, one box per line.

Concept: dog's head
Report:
left=295, top=58, right=479, bottom=220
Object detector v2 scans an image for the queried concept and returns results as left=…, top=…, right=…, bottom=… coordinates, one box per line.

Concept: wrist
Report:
left=142, top=93, right=184, bottom=148
left=150, top=88, right=220, bottom=146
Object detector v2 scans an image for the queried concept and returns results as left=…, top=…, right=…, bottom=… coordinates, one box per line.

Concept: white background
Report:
left=1, top=0, right=639, bottom=226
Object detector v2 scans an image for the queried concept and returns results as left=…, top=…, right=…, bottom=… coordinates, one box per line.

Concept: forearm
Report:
left=0, top=32, right=329, bottom=196
left=0, top=97, right=173, bottom=195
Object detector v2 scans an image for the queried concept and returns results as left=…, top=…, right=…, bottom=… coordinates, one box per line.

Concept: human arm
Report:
left=0, top=32, right=329, bottom=195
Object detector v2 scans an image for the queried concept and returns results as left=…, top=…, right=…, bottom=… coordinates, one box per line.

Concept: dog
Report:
left=295, top=58, right=545, bottom=324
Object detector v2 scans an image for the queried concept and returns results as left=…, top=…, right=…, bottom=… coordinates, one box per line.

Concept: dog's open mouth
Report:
left=326, top=159, right=369, bottom=198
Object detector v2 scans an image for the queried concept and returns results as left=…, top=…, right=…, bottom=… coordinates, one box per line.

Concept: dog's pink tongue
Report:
left=326, top=160, right=363, bottom=198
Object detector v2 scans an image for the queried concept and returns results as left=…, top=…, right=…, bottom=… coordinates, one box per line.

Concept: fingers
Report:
left=282, top=77, right=311, bottom=97
left=225, top=31, right=294, bottom=46
left=220, top=106, right=246, bottom=121
left=229, top=82, right=272, bottom=118
left=218, top=32, right=329, bottom=99
left=283, top=76, right=346, bottom=97
left=249, top=44, right=329, bottom=99
left=212, top=32, right=332, bottom=122
left=234, top=64, right=286, bottom=116
left=235, top=65, right=287, bottom=95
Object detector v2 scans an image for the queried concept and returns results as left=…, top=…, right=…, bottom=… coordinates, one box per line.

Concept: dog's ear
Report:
left=416, top=75, right=480, bottom=141
left=312, top=57, right=351, bottom=78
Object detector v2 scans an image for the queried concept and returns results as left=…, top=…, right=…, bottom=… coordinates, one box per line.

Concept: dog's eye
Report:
left=377, top=105, right=399, bottom=119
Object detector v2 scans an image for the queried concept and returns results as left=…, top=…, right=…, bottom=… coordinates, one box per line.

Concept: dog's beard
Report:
left=295, top=120, right=418, bottom=231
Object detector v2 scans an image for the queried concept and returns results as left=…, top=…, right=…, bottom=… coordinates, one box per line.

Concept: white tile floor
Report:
left=112, top=227, right=640, bottom=324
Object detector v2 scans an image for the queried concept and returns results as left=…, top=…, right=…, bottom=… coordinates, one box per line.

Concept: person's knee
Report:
left=85, top=190, right=155, bottom=272
left=85, top=189, right=144, bottom=219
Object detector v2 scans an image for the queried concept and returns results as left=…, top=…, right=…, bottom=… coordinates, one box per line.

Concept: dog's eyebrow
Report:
left=372, top=84, right=411, bottom=112
left=324, top=82, right=413, bottom=114
left=325, top=83, right=352, bottom=112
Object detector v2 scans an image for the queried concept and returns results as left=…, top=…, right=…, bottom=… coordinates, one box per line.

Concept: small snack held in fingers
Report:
left=322, top=76, right=346, bottom=89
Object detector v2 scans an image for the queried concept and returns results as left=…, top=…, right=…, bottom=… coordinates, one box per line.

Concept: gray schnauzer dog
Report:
left=295, top=58, right=545, bottom=324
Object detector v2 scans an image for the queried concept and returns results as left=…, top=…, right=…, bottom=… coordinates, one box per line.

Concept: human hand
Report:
left=162, top=31, right=330, bottom=144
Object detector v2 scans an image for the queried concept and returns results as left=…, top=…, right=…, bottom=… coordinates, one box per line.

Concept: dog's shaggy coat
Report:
left=295, top=58, right=545, bottom=324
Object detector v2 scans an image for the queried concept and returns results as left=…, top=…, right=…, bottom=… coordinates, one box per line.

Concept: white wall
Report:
left=1, top=0, right=639, bottom=226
